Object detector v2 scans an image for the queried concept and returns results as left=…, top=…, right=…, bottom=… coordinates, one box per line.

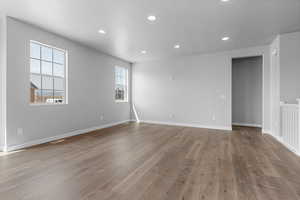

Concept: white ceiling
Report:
left=0, top=0, right=300, bottom=63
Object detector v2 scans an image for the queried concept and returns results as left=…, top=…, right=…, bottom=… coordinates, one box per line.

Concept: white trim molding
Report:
left=263, top=131, right=300, bottom=156
left=5, top=120, right=132, bottom=152
left=139, top=120, right=232, bottom=131
left=232, top=123, right=262, bottom=128
left=262, top=129, right=272, bottom=135
left=266, top=133, right=300, bottom=156
left=0, top=15, right=7, bottom=154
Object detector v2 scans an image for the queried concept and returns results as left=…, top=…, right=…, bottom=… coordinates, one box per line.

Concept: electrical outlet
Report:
left=100, top=115, right=104, bottom=121
left=17, top=128, right=23, bottom=136
left=212, top=115, right=216, bottom=121
left=169, top=114, right=174, bottom=119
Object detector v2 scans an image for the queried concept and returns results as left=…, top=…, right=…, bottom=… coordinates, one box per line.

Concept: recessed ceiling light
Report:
left=147, top=15, right=157, bottom=22
left=222, top=36, right=230, bottom=41
left=221, top=0, right=230, bottom=2
left=174, top=44, right=180, bottom=49
left=98, top=29, right=106, bottom=34
left=141, top=50, right=147, bottom=54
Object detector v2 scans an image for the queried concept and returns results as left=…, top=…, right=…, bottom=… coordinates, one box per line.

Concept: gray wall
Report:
left=133, top=54, right=231, bottom=129
left=5, top=17, right=131, bottom=147
left=133, top=46, right=271, bottom=131
left=232, top=56, right=262, bottom=127
left=0, top=14, right=6, bottom=149
left=280, top=31, right=300, bottom=103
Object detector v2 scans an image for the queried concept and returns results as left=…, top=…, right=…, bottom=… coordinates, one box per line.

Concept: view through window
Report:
left=115, top=66, right=128, bottom=102
left=30, top=41, right=67, bottom=104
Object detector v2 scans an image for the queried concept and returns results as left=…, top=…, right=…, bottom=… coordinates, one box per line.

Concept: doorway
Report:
left=232, top=56, right=263, bottom=129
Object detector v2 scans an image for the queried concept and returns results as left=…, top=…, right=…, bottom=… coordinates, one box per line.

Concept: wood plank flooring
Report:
left=1, top=122, right=300, bottom=200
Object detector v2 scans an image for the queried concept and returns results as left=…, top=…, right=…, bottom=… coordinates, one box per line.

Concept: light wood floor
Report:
left=1, top=123, right=300, bottom=200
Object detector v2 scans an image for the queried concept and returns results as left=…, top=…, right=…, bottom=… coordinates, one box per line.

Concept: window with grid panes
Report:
left=115, top=66, right=128, bottom=102
left=30, top=41, right=67, bottom=104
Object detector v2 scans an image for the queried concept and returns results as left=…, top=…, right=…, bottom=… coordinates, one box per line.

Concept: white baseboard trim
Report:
left=262, top=129, right=272, bottom=135
left=5, top=120, right=132, bottom=152
left=262, top=131, right=300, bottom=156
left=140, top=120, right=232, bottom=131
left=273, top=135, right=300, bottom=156
left=232, top=123, right=262, bottom=128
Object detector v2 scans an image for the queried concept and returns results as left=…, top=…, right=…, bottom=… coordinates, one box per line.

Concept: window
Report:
left=30, top=41, right=67, bottom=104
left=115, top=66, right=128, bottom=102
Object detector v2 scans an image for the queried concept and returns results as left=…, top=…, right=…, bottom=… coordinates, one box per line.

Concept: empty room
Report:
left=0, top=0, right=300, bottom=199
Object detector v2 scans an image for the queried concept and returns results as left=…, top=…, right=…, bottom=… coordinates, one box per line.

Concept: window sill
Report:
left=115, top=100, right=129, bottom=103
left=30, top=103, right=67, bottom=106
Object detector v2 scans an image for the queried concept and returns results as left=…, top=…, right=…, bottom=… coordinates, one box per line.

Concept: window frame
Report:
left=114, top=66, right=129, bottom=103
left=29, top=40, right=68, bottom=106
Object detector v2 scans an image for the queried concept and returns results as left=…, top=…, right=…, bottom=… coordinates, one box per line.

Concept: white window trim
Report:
left=114, top=66, right=129, bottom=103
left=115, top=100, right=129, bottom=103
left=29, top=40, right=68, bottom=106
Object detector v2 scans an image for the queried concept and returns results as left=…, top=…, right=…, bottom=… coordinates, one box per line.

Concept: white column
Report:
left=279, top=101, right=285, bottom=138
left=297, top=99, right=300, bottom=154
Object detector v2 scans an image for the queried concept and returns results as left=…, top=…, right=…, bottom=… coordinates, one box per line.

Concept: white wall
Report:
left=0, top=14, right=7, bottom=150
left=5, top=17, right=131, bottom=148
left=133, top=46, right=271, bottom=131
left=232, top=56, right=262, bottom=127
left=280, top=31, right=300, bottom=103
